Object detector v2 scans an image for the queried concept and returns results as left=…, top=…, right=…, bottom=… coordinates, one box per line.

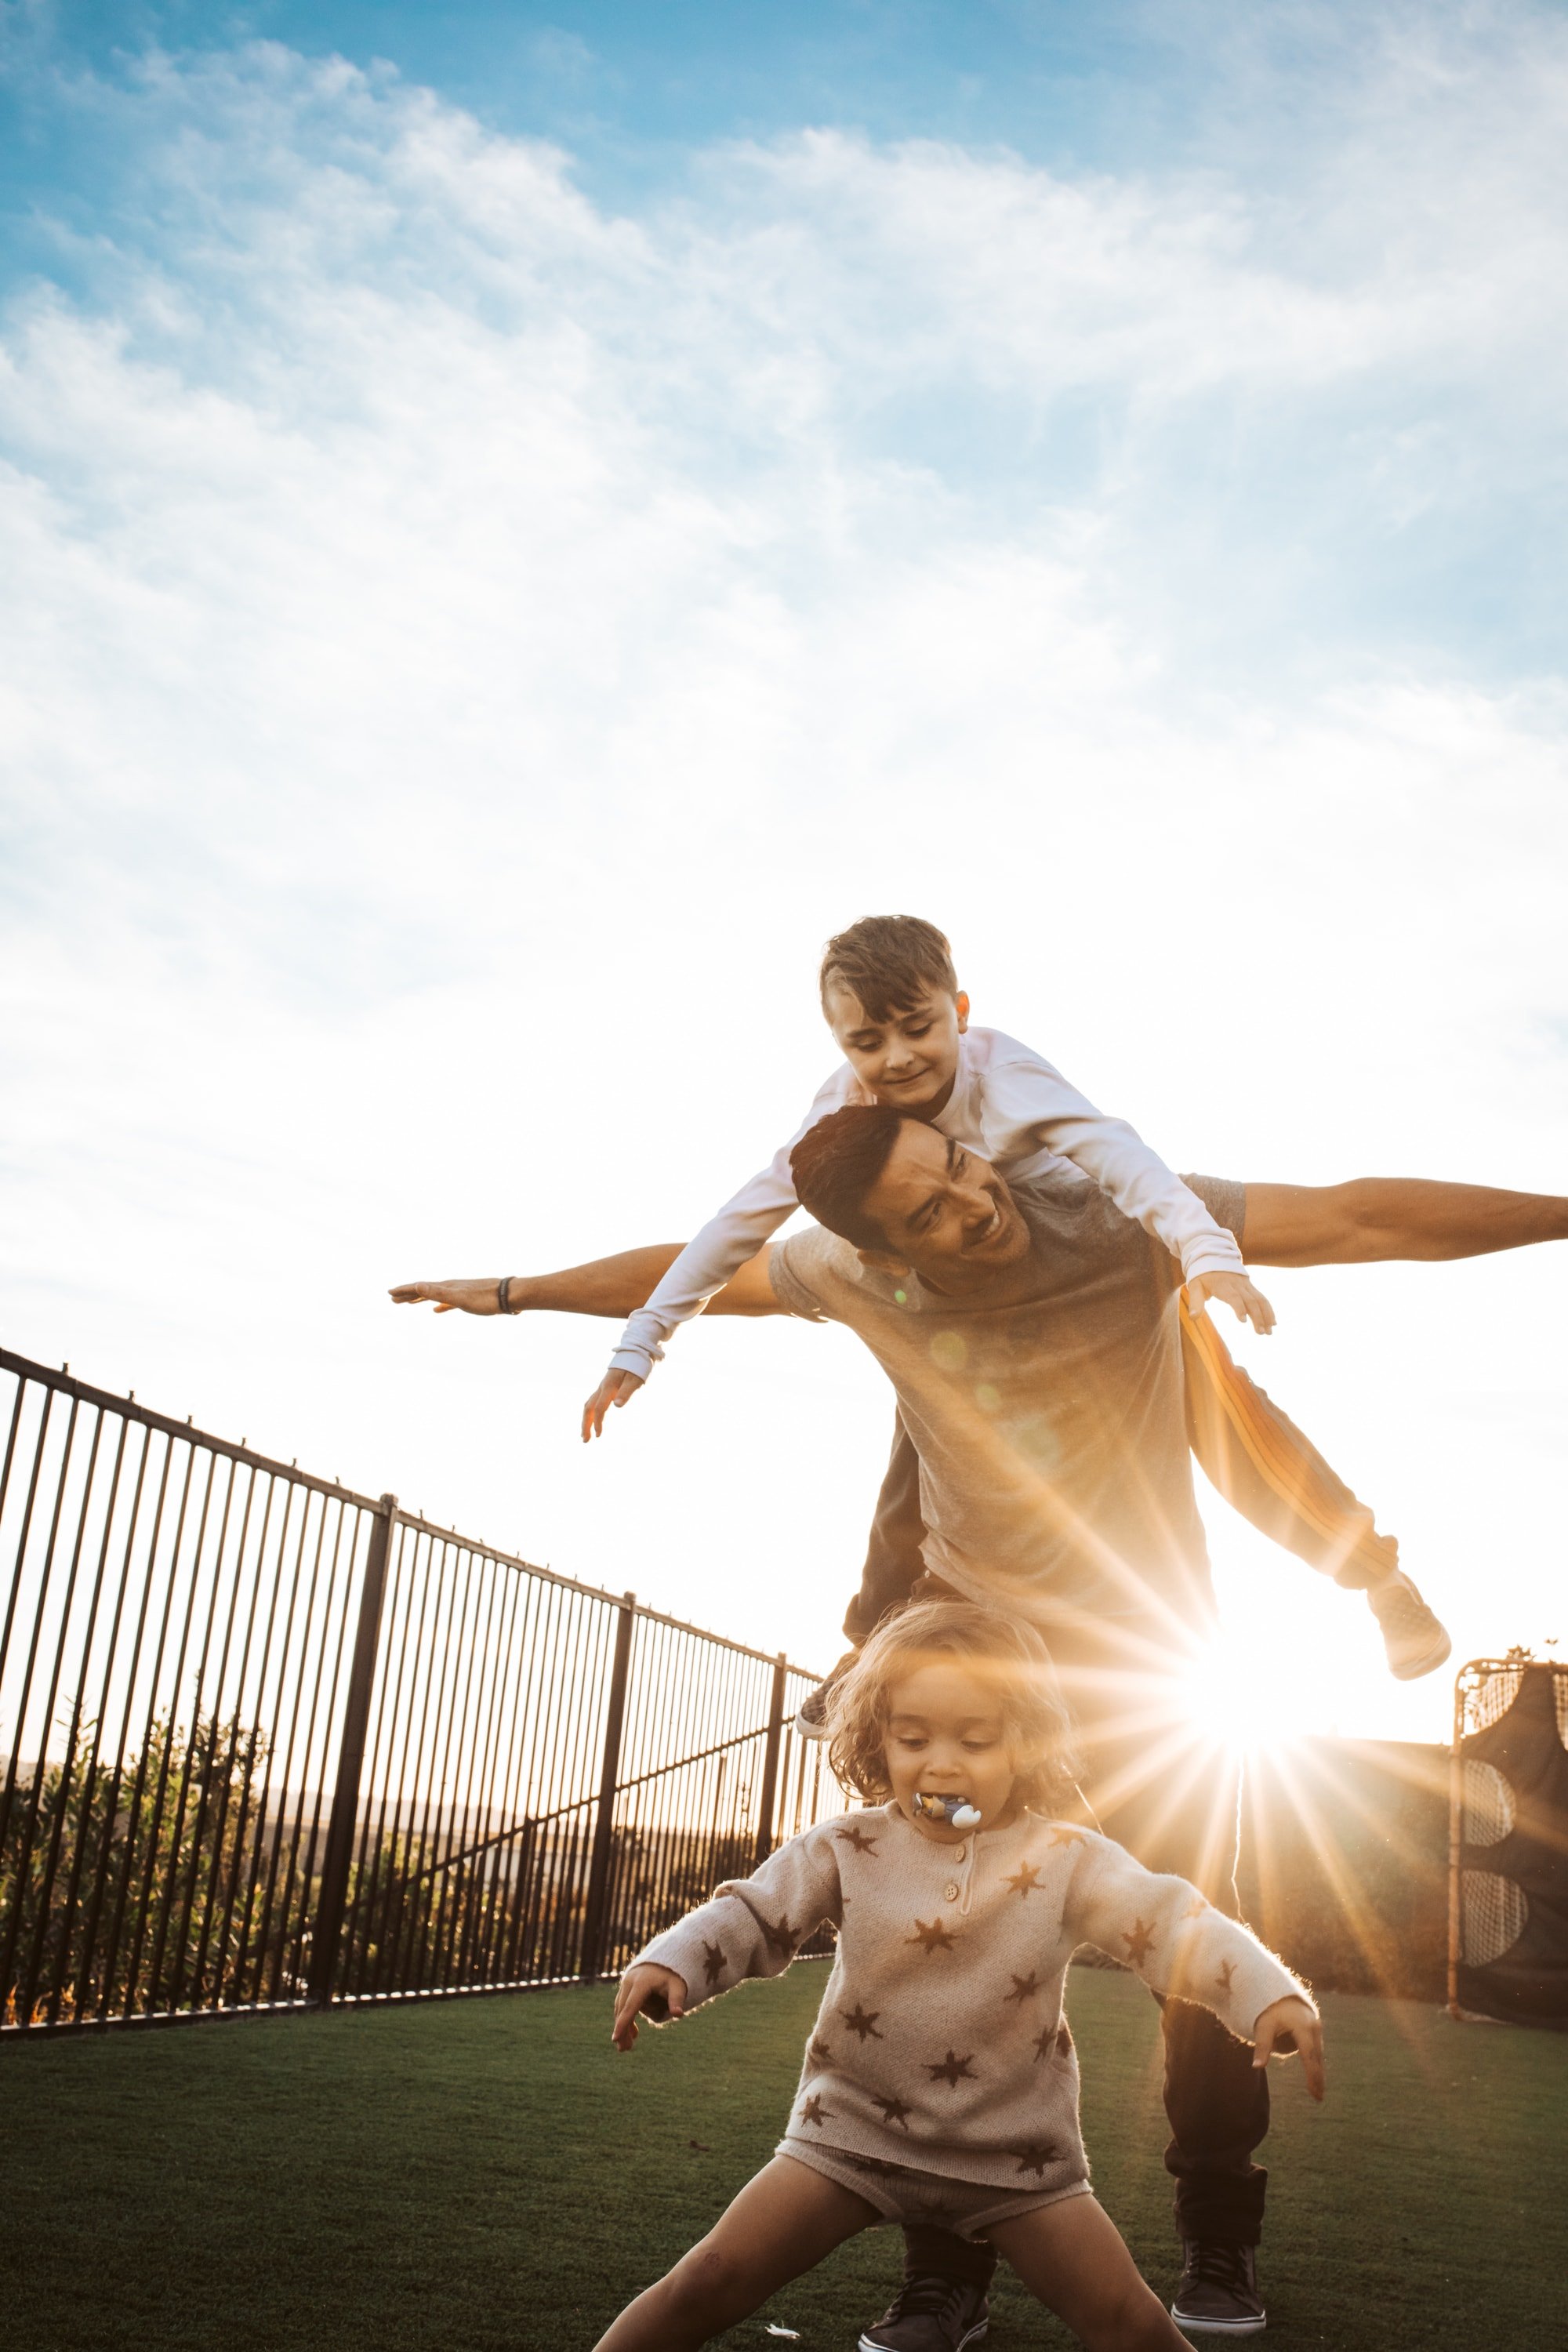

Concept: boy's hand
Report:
left=390, top=1279, right=505, bottom=1316
left=1186, top=1269, right=1277, bottom=1335
left=583, top=1369, right=644, bottom=1442
left=1252, top=1996, right=1324, bottom=2100
left=612, top=1963, right=687, bottom=2049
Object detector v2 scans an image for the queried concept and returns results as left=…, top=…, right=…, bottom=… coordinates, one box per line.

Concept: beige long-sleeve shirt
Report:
left=636, top=1803, right=1309, bottom=2197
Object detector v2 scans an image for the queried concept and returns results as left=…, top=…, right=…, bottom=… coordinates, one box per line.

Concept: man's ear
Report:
left=954, top=989, right=970, bottom=1033
left=856, top=1246, right=911, bottom=1277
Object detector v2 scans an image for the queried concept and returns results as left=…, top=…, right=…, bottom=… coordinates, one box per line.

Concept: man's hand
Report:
left=612, top=1962, right=687, bottom=2049
left=390, top=1278, right=507, bottom=1316
left=583, top=1368, right=645, bottom=1442
left=1185, top=1269, right=1277, bottom=1335
left=1252, top=1995, right=1325, bottom=2100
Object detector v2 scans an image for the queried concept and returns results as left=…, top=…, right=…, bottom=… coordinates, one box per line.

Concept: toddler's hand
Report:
left=1186, top=1269, right=1277, bottom=1335
left=612, top=1963, right=687, bottom=2049
left=583, top=1368, right=645, bottom=1442
left=1252, top=1995, right=1324, bottom=2100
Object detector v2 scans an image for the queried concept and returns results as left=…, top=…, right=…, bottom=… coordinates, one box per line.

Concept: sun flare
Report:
left=1175, top=1633, right=1319, bottom=1760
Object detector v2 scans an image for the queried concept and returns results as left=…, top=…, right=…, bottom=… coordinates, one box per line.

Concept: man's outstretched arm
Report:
left=1241, top=1178, right=1568, bottom=1268
left=391, top=1243, right=783, bottom=1440
left=390, top=1245, right=782, bottom=1319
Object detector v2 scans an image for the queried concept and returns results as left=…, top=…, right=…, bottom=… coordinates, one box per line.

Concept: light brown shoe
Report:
left=1369, top=1570, right=1452, bottom=1681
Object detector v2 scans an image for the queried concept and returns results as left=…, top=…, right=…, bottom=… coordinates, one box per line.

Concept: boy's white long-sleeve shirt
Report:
left=608, top=1029, right=1246, bottom=1380
left=634, top=1802, right=1309, bottom=2196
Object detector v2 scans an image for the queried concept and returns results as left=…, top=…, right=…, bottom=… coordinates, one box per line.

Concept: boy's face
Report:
left=883, top=1658, right=1022, bottom=1839
left=822, top=982, right=968, bottom=1116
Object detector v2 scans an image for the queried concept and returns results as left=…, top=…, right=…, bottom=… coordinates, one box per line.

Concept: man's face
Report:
left=822, top=982, right=967, bottom=1116
left=859, top=1120, right=1031, bottom=1292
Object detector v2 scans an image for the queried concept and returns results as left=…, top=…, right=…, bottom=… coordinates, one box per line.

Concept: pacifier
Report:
left=912, top=1792, right=983, bottom=1829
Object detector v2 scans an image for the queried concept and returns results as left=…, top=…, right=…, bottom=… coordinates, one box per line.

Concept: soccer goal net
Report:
left=1449, top=1657, right=1568, bottom=2024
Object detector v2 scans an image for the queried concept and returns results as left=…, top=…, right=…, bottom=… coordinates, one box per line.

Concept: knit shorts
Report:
left=778, top=2140, right=1091, bottom=2241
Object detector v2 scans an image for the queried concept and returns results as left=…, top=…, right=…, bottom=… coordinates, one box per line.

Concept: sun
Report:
left=1174, top=1629, right=1319, bottom=1760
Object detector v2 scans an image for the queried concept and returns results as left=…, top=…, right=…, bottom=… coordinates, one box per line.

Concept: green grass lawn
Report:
left=3, top=1968, right=1563, bottom=2351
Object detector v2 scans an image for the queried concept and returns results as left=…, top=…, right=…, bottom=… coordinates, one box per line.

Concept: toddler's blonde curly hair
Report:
left=826, top=1598, right=1082, bottom=1816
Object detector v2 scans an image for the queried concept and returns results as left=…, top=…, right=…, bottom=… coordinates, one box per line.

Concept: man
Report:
left=393, top=1136, right=1567, bottom=2345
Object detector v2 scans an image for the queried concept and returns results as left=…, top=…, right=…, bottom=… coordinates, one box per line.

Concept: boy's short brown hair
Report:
left=826, top=1597, right=1082, bottom=1816
left=818, top=915, right=958, bottom=1024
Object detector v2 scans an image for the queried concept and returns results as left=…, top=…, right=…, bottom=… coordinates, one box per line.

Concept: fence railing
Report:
left=0, top=1348, right=829, bottom=2036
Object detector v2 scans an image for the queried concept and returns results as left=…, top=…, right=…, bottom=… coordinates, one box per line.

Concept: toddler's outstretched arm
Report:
left=1063, top=1831, right=1323, bottom=2093
left=1254, top=1994, right=1326, bottom=2099
left=612, top=1962, right=686, bottom=2049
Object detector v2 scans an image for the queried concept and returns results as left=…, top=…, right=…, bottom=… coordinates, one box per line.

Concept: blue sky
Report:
left=0, top=2, right=1270, bottom=180
left=2, top=0, right=1566, bottom=1737
left=6, top=2, right=1567, bottom=684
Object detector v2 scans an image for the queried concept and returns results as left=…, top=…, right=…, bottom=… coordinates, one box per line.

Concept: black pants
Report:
left=848, top=1415, right=1270, bottom=2258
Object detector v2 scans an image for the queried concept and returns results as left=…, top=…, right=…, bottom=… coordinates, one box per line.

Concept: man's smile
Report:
left=957, top=1185, right=1024, bottom=1258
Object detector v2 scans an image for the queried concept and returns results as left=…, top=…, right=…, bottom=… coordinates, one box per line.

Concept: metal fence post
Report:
left=307, top=1494, right=397, bottom=2006
left=753, top=1653, right=789, bottom=1867
left=580, top=1592, right=636, bottom=1982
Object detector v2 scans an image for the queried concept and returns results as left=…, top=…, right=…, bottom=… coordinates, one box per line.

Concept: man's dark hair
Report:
left=818, top=914, right=958, bottom=1023
left=790, top=1105, right=908, bottom=1252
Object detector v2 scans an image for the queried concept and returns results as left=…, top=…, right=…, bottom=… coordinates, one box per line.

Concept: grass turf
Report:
left=3, top=1967, right=1563, bottom=2350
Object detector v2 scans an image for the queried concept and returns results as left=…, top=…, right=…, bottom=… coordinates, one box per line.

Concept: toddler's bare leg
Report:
left=985, top=2193, right=1188, bottom=2351
left=593, top=2154, right=877, bottom=2351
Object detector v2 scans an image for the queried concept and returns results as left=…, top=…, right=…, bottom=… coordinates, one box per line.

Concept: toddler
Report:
left=599, top=1600, right=1323, bottom=2352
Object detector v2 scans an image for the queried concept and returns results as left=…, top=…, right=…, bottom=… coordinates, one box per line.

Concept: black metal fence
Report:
left=0, top=1348, right=830, bottom=2036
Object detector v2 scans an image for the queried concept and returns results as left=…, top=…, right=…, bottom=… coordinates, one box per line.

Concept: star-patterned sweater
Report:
left=633, top=1804, right=1312, bottom=2197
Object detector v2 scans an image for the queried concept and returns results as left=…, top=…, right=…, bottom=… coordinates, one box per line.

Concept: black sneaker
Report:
left=858, top=2275, right=989, bottom=2352
left=1367, top=1570, right=1452, bottom=1681
left=795, top=1649, right=860, bottom=1741
left=1171, top=2239, right=1266, bottom=2334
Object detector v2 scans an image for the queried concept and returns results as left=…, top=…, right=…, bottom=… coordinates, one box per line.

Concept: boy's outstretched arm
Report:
left=1240, top=1178, right=1568, bottom=1268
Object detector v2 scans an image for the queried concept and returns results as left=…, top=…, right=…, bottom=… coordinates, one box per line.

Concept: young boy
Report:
left=583, top=914, right=1276, bottom=1442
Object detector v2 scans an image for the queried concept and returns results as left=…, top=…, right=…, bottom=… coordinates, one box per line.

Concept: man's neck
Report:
left=908, top=1250, right=1040, bottom=1308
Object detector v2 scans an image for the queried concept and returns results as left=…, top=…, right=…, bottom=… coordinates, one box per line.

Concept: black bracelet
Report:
left=497, top=1276, right=514, bottom=1315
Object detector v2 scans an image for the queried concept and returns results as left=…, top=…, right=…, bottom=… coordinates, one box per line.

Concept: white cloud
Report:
left=2, top=19, right=1566, bottom=1734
